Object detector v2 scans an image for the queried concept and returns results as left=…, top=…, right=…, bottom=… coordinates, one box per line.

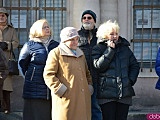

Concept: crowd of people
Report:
left=0, top=7, right=141, bottom=120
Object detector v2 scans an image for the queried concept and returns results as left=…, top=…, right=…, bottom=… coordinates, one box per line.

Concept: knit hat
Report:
left=60, top=27, right=79, bottom=43
left=0, top=8, right=9, bottom=17
left=81, top=10, right=96, bottom=23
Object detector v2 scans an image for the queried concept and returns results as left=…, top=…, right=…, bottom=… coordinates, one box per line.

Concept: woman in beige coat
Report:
left=0, top=7, right=19, bottom=114
left=43, top=27, right=93, bottom=120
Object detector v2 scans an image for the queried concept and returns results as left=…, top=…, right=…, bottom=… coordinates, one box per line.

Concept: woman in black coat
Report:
left=92, top=20, right=140, bottom=120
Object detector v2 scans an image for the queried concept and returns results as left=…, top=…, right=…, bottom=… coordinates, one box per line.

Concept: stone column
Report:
left=67, top=0, right=100, bottom=30
left=100, top=0, right=118, bottom=22
left=118, top=0, right=131, bottom=40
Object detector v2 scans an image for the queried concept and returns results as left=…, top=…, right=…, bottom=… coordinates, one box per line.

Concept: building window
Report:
left=3, top=0, right=66, bottom=58
left=132, top=0, right=160, bottom=71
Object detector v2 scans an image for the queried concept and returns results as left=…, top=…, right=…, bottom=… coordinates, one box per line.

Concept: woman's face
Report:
left=42, top=22, right=51, bottom=37
left=106, top=28, right=119, bottom=43
left=64, top=36, right=79, bottom=50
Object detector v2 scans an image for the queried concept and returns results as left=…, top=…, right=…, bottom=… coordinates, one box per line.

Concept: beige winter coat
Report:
left=0, top=24, right=19, bottom=91
left=43, top=43, right=93, bottom=120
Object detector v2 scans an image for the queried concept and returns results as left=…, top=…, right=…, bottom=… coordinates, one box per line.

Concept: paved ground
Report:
left=0, top=112, right=22, bottom=120
left=0, top=111, right=151, bottom=120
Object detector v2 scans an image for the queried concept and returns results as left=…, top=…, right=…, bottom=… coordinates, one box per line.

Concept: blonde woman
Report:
left=18, top=19, right=59, bottom=120
left=43, top=27, right=93, bottom=120
left=92, top=20, right=140, bottom=120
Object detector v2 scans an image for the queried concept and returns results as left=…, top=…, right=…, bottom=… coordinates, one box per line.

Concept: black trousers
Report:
left=2, top=90, right=11, bottom=111
left=100, top=101, right=129, bottom=120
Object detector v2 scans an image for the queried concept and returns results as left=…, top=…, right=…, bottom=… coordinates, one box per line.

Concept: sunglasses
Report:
left=82, top=16, right=92, bottom=20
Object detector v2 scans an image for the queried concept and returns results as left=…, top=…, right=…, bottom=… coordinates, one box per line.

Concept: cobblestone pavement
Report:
left=0, top=112, right=22, bottom=120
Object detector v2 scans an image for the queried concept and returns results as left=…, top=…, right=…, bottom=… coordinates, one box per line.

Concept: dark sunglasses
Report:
left=82, top=16, right=92, bottom=20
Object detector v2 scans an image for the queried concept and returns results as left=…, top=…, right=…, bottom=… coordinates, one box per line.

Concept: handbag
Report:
left=8, top=43, right=19, bottom=75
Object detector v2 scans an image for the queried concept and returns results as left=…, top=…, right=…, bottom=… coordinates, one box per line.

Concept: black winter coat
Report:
left=92, top=37, right=140, bottom=99
left=78, top=27, right=98, bottom=83
left=18, top=39, right=59, bottom=99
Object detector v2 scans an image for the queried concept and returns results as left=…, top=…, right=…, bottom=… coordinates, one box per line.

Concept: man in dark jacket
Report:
left=78, top=10, right=102, bottom=120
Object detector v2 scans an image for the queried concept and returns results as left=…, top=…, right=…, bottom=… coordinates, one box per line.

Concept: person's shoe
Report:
left=4, top=110, right=9, bottom=114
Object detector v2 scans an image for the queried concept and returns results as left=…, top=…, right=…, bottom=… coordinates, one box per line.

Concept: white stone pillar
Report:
left=67, top=0, right=100, bottom=30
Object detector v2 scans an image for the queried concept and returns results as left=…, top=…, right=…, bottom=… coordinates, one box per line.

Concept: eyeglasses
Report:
left=82, top=16, right=92, bottom=20
left=42, top=26, right=50, bottom=29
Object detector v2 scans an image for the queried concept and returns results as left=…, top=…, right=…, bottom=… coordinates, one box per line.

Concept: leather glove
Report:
left=0, top=42, right=8, bottom=51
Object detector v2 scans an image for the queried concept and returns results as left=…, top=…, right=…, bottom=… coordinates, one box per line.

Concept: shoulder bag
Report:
left=8, top=42, right=19, bottom=75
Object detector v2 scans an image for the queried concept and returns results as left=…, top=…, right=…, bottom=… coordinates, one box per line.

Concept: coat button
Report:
left=81, top=89, right=84, bottom=92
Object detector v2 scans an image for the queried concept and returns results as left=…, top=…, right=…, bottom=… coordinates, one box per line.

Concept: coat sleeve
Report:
left=18, top=43, right=31, bottom=77
left=92, top=44, right=115, bottom=72
left=84, top=59, right=94, bottom=95
left=128, top=48, right=140, bottom=86
left=84, top=56, right=92, bottom=84
left=43, top=49, right=67, bottom=97
left=5, top=28, right=19, bottom=51
left=155, top=47, right=160, bottom=77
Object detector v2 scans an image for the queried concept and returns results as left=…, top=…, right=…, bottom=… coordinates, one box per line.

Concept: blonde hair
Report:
left=96, top=20, right=120, bottom=39
left=29, top=19, right=52, bottom=39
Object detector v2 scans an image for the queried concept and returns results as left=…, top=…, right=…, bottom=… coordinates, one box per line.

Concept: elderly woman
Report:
left=43, top=27, right=93, bottom=120
left=0, top=7, right=19, bottom=114
left=18, top=19, right=59, bottom=120
left=92, top=20, right=140, bottom=120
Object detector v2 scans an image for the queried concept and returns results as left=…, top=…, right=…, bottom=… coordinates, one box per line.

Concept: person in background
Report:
left=0, top=7, right=19, bottom=114
left=18, top=19, right=59, bottom=120
left=92, top=20, right=140, bottom=120
left=155, top=46, right=160, bottom=90
left=43, top=27, right=93, bottom=120
left=0, top=48, right=8, bottom=111
left=78, top=10, right=102, bottom=120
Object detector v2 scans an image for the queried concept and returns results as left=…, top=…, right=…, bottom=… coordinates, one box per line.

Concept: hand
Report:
left=89, top=85, right=94, bottom=95
left=0, top=42, right=8, bottom=51
left=107, top=40, right=115, bottom=48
